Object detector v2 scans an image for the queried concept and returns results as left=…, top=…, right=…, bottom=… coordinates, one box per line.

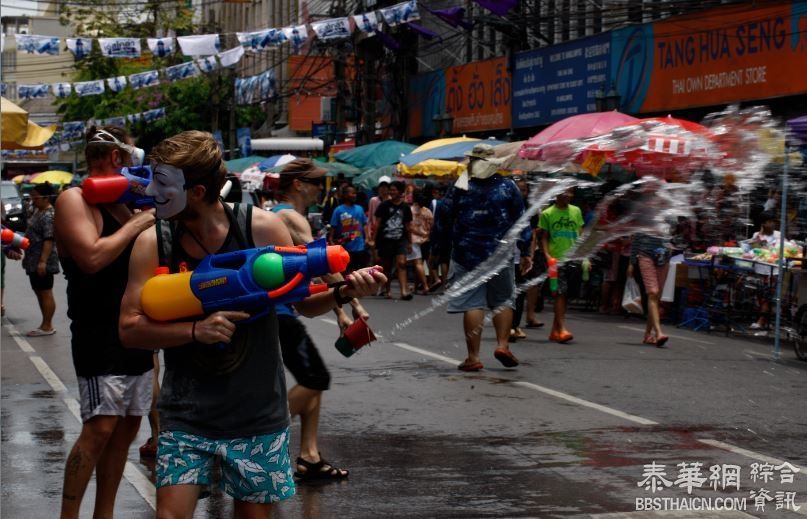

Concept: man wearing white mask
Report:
left=55, top=126, right=156, bottom=519
left=433, top=144, right=525, bottom=371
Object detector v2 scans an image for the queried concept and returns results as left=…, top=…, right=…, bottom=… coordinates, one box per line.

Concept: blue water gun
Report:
left=141, top=238, right=351, bottom=322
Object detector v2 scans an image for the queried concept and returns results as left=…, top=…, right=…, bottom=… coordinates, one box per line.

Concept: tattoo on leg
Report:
left=66, top=446, right=83, bottom=475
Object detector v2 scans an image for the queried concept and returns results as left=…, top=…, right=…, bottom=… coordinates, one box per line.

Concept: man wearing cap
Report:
left=270, top=159, right=371, bottom=483
left=433, top=143, right=525, bottom=371
left=118, top=135, right=385, bottom=516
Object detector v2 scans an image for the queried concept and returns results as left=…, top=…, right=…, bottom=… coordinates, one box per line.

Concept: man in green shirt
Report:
left=539, top=188, right=583, bottom=343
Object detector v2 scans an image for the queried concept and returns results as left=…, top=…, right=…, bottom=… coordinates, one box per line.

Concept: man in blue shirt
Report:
left=433, top=144, right=525, bottom=371
left=329, top=185, right=368, bottom=272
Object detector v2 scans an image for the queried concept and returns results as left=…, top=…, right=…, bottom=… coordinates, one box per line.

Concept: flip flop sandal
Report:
left=655, top=335, right=669, bottom=348
left=457, top=360, right=483, bottom=372
left=26, top=328, right=55, bottom=337
left=400, top=294, right=413, bottom=301
left=642, top=335, right=657, bottom=345
left=294, top=456, right=349, bottom=481
left=493, top=348, right=519, bottom=368
left=525, top=321, right=545, bottom=328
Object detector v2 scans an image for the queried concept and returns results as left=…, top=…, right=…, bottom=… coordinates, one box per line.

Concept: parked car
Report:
left=1, top=181, right=26, bottom=232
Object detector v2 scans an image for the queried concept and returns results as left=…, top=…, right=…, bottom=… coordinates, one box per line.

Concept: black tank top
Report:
left=61, top=207, right=154, bottom=377
left=157, top=203, right=289, bottom=439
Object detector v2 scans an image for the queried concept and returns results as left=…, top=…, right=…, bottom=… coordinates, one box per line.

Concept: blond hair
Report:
left=149, top=131, right=226, bottom=203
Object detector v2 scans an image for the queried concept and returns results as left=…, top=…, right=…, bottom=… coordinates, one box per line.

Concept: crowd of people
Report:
left=1, top=128, right=802, bottom=518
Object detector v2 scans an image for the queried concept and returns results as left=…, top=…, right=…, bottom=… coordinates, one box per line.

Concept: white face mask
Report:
left=131, top=147, right=145, bottom=167
left=145, top=163, right=187, bottom=219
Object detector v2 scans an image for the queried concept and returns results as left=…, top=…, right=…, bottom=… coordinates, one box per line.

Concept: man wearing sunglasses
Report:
left=55, top=126, right=157, bottom=519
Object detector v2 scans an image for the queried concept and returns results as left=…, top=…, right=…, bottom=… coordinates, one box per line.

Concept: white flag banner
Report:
left=237, top=29, right=286, bottom=52
left=52, top=82, right=72, bottom=98
left=98, top=38, right=141, bottom=58
left=146, top=37, right=174, bottom=58
left=281, top=25, right=308, bottom=53
left=126, top=113, right=142, bottom=124
left=107, top=76, right=127, bottom=93
left=258, top=69, right=276, bottom=100
left=311, top=18, right=351, bottom=41
left=165, top=61, right=200, bottom=81
left=101, top=116, right=127, bottom=127
left=196, top=56, right=218, bottom=73
left=74, top=80, right=105, bottom=97
left=62, top=121, right=85, bottom=141
left=142, top=107, right=167, bottom=123
left=66, top=38, right=92, bottom=59
left=218, top=46, right=244, bottom=68
left=18, top=84, right=49, bottom=99
left=16, top=35, right=60, bottom=55
left=128, top=70, right=160, bottom=89
left=380, top=0, right=419, bottom=26
left=354, top=12, right=381, bottom=35
left=177, top=34, right=220, bottom=56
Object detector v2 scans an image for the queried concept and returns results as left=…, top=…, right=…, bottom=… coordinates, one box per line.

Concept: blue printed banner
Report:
left=74, top=80, right=105, bottom=97
left=237, top=127, right=252, bottom=158
left=379, top=0, right=419, bottom=27
left=18, top=84, right=49, bottom=99
left=512, top=33, right=611, bottom=127
left=107, top=76, right=127, bottom=93
left=129, top=70, right=160, bottom=89
left=98, top=37, right=141, bottom=58
left=237, top=29, right=285, bottom=52
left=197, top=56, right=218, bottom=73
left=62, top=121, right=85, bottom=141
left=66, top=38, right=92, bottom=59
left=282, top=25, right=308, bottom=53
left=142, top=107, right=166, bottom=123
left=52, top=83, right=72, bottom=98
left=165, top=62, right=200, bottom=81
left=311, top=18, right=351, bottom=41
left=147, top=37, right=174, bottom=58
left=16, top=35, right=60, bottom=55
left=354, top=12, right=381, bottom=34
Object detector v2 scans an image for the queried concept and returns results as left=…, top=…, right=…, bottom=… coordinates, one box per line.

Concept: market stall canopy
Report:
left=398, top=136, right=479, bottom=177
left=258, top=154, right=296, bottom=171
left=225, top=155, right=267, bottom=173
left=1, top=96, right=56, bottom=149
left=251, top=137, right=324, bottom=152
left=400, top=138, right=505, bottom=167
left=313, top=160, right=362, bottom=177
left=334, top=140, right=417, bottom=169
left=353, top=165, right=398, bottom=191
left=30, top=170, right=73, bottom=185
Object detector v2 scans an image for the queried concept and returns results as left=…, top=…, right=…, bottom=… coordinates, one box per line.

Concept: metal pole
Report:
left=773, top=140, right=790, bottom=361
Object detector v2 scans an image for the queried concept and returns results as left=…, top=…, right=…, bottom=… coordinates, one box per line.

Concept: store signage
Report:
left=512, top=33, right=610, bottom=127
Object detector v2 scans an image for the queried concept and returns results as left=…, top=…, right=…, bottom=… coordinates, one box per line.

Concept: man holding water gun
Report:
left=118, top=131, right=385, bottom=518
left=54, top=126, right=156, bottom=519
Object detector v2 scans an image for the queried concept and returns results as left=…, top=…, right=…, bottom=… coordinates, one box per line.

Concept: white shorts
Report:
left=78, top=371, right=153, bottom=423
left=406, top=243, right=422, bottom=261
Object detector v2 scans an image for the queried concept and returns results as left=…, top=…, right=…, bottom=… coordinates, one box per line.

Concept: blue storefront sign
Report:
left=512, top=34, right=611, bottom=127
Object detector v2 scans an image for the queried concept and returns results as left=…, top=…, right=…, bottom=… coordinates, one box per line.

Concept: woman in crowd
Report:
left=22, top=182, right=60, bottom=337
left=407, top=190, right=433, bottom=295
left=629, top=232, right=670, bottom=347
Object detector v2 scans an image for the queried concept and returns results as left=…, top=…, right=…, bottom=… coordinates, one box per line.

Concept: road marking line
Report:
left=618, top=325, right=714, bottom=345
left=29, top=356, right=68, bottom=393
left=320, top=318, right=338, bottom=326
left=512, top=381, right=658, bottom=426
left=697, top=439, right=806, bottom=473
left=391, top=341, right=658, bottom=426
left=2, top=319, right=157, bottom=510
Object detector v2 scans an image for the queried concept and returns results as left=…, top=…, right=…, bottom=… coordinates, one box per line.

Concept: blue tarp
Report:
left=399, top=139, right=506, bottom=167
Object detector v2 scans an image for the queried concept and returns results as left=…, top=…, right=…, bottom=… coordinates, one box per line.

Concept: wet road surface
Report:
left=2, top=259, right=806, bottom=518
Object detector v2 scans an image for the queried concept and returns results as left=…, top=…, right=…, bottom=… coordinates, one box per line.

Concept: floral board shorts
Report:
left=156, top=428, right=296, bottom=504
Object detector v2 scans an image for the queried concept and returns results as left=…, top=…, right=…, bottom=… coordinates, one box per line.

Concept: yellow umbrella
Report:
left=398, top=137, right=479, bottom=176
left=1, top=96, right=56, bottom=149
left=30, top=170, right=74, bottom=185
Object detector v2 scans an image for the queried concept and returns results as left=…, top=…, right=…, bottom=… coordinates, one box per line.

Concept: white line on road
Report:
left=617, top=325, right=715, bottom=345
left=320, top=318, right=338, bottom=326
left=697, top=439, right=806, bottom=473
left=3, top=319, right=157, bottom=510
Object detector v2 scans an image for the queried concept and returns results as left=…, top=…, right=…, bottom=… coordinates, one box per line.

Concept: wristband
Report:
left=191, top=321, right=197, bottom=342
left=333, top=286, right=354, bottom=306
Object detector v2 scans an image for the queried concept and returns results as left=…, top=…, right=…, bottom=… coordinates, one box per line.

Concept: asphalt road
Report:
left=2, top=258, right=806, bottom=518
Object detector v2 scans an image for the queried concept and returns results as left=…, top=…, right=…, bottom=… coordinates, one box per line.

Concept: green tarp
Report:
left=334, top=140, right=416, bottom=169
left=353, top=165, right=397, bottom=191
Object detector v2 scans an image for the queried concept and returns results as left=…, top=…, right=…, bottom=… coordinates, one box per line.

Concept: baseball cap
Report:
left=278, top=159, right=327, bottom=189
left=377, top=175, right=392, bottom=186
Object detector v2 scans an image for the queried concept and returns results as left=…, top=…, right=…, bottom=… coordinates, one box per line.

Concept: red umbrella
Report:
left=518, top=111, right=639, bottom=162
left=581, top=115, right=716, bottom=180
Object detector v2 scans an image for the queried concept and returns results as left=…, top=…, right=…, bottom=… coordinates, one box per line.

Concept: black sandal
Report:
left=294, top=456, right=349, bottom=481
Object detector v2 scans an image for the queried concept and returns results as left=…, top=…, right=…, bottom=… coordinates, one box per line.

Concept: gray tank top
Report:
left=156, top=203, right=289, bottom=439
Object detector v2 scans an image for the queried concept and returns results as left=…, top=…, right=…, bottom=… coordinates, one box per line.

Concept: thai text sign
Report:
left=612, top=1, right=807, bottom=113
left=444, top=56, right=511, bottom=133
left=512, top=34, right=610, bottom=127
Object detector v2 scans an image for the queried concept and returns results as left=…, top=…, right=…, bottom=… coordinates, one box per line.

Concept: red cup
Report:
left=335, top=318, right=376, bottom=357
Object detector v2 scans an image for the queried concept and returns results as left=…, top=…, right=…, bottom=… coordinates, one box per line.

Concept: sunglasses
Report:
left=88, top=129, right=137, bottom=155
